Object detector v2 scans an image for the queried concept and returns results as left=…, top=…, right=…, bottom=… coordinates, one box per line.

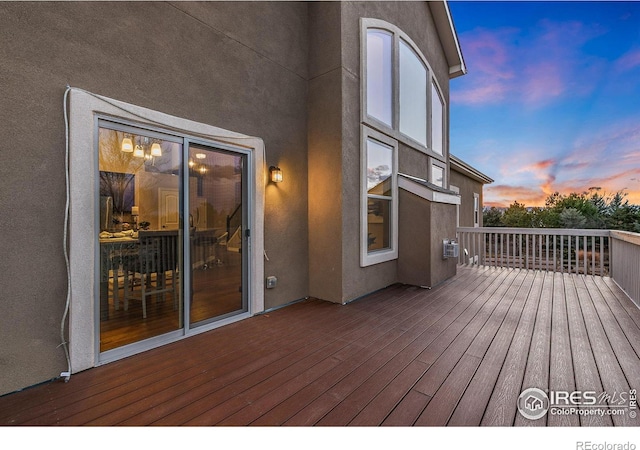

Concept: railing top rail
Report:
left=457, top=227, right=611, bottom=237
left=610, top=230, right=640, bottom=246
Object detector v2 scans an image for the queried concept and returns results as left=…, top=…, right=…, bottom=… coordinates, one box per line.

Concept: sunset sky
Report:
left=449, top=1, right=640, bottom=208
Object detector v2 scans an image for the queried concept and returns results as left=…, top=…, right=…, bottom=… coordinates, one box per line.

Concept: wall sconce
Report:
left=269, top=166, right=283, bottom=183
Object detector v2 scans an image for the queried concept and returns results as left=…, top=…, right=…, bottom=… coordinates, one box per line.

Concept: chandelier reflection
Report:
left=189, top=152, right=208, bottom=175
left=121, top=134, right=163, bottom=166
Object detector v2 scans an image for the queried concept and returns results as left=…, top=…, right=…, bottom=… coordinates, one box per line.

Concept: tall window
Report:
left=361, top=128, right=398, bottom=266
left=366, top=29, right=393, bottom=126
left=362, top=19, right=447, bottom=158
left=474, top=193, right=480, bottom=227
left=431, top=82, right=444, bottom=156
left=361, top=19, right=446, bottom=266
left=399, top=40, right=427, bottom=146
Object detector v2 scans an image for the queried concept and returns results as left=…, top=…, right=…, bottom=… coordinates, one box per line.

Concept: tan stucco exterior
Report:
left=0, top=1, right=471, bottom=396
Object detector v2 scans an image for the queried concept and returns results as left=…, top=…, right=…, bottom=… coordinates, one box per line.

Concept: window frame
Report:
left=67, top=88, right=265, bottom=372
left=361, top=18, right=448, bottom=162
left=430, top=81, right=445, bottom=156
left=474, top=193, right=480, bottom=227
left=361, top=126, right=399, bottom=267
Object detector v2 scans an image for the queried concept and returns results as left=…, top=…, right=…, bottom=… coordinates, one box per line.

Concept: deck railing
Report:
left=609, top=230, right=640, bottom=307
left=457, top=227, right=640, bottom=307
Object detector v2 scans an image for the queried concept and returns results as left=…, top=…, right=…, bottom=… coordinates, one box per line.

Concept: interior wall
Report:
left=0, top=1, right=309, bottom=395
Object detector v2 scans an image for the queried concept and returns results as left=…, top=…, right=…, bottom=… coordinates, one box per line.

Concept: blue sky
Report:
left=448, top=1, right=640, bottom=207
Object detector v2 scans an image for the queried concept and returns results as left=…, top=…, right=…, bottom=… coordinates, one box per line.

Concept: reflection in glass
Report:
left=432, top=165, right=444, bottom=187
left=367, top=30, right=393, bottom=126
left=189, top=145, right=245, bottom=327
left=367, top=198, right=391, bottom=251
left=399, top=40, right=427, bottom=146
left=366, top=138, right=393, bottom=253
left=98, top=127, right=182, bottom=352
left=367, top=138, right=393, bottom=195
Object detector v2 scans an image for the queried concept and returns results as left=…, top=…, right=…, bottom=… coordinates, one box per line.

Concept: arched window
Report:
left=360, top=19, right=448, bottom=266
left=361, top=18, right=447, bottom=159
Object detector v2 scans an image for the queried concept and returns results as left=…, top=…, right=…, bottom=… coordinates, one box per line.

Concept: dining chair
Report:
left=128, top=230, right=180, bottom=318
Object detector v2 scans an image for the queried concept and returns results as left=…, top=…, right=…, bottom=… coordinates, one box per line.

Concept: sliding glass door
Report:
left=188, top=145, right=247, bottom=327
left=97, top=120, right=248, bottom=356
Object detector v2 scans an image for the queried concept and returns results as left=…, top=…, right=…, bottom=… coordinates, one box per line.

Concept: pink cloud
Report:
left=454, top=20, right=607, bottom=107
left=615, top=49, right=640, bottom=72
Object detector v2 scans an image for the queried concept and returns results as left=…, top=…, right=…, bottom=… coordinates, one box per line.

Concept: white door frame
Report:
left=68, top=88, right=265, bottom=371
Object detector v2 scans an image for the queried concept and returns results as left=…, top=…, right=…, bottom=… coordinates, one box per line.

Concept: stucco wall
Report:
left=0, top=1, right=309, bottom=395
left=450, top=168, right=484, bottom=227
left=398, top=190, right=458, bottom=288
left=308, top=2, right=344, bottom=303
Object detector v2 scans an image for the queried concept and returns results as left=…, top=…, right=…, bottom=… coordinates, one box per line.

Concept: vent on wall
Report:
left=443, top=239, right=459, bottom=259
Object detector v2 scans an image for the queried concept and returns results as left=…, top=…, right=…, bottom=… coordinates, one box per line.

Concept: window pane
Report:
left=399, top=40, right=427, bottom=146
left=367, top=198, right=391, bottom=251
left=98, top=127, right=183, bottom=352
left=366, top=30, right=392, bottom=126
left=431, top=165, right=444, bottom=187
left=431, top=83, right=444, bottom=155
left=367, top=138, right=393, bottom=196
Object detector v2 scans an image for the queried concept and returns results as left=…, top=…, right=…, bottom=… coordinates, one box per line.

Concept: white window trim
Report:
left=68, top=88, right=265, bottom=372
left=450, top=185, right=461, bottom=231
left=361, top=126, right=399, bottom=267
left=474, top=192, right=480, bottom=227
left=360, top=17, right=448, bottom=164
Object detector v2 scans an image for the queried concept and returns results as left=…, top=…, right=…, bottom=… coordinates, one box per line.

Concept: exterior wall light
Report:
left=269, top=166, right=283, bottom=183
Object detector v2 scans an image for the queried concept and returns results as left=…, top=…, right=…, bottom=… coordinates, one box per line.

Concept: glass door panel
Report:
left=98, top=126, right=183, bottom=352
left=188, top=145, right=246, bottom=326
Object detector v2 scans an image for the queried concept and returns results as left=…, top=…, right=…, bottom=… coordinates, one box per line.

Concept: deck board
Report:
left=1, top=266, right=639, bottom=427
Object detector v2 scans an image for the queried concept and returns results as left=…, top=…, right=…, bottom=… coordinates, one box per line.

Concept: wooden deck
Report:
left=1, top=266, right=639, bottom=426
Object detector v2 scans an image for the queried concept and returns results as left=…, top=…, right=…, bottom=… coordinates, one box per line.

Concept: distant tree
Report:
left=501, top=201, right=532, bottom=228
left=559, top=207, right=587, bottom=229
left=545, top=192, right=600, bottom=228
left=483, top=207, right=504, bottom=227
left=603, top=191, right=640, bottom=231
left=484, top=189, right=639, bottom=231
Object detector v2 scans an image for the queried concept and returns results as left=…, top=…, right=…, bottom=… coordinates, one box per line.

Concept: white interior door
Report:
left=159, top=188, right=180, bottom=229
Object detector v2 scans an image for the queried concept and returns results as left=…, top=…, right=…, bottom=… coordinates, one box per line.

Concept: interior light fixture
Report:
left=195, top=152, right=206, bottom=159
left=122, top=135, right=163, bottom=164
left=133, top=145, right=145, bottom=158
left=150, top=142, right=162, bottom=157
left=121, top=136, right=133, bottom=153
left=269, top=166, right=283, bottom=183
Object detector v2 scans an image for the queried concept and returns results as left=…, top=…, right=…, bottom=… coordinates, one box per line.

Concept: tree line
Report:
left=483, top=189, right=640, bottom=232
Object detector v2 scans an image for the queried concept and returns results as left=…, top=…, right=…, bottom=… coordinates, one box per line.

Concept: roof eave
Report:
left=428, top=1, right=467, bottom=79
left=450, top=154, right=494, bottom=185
